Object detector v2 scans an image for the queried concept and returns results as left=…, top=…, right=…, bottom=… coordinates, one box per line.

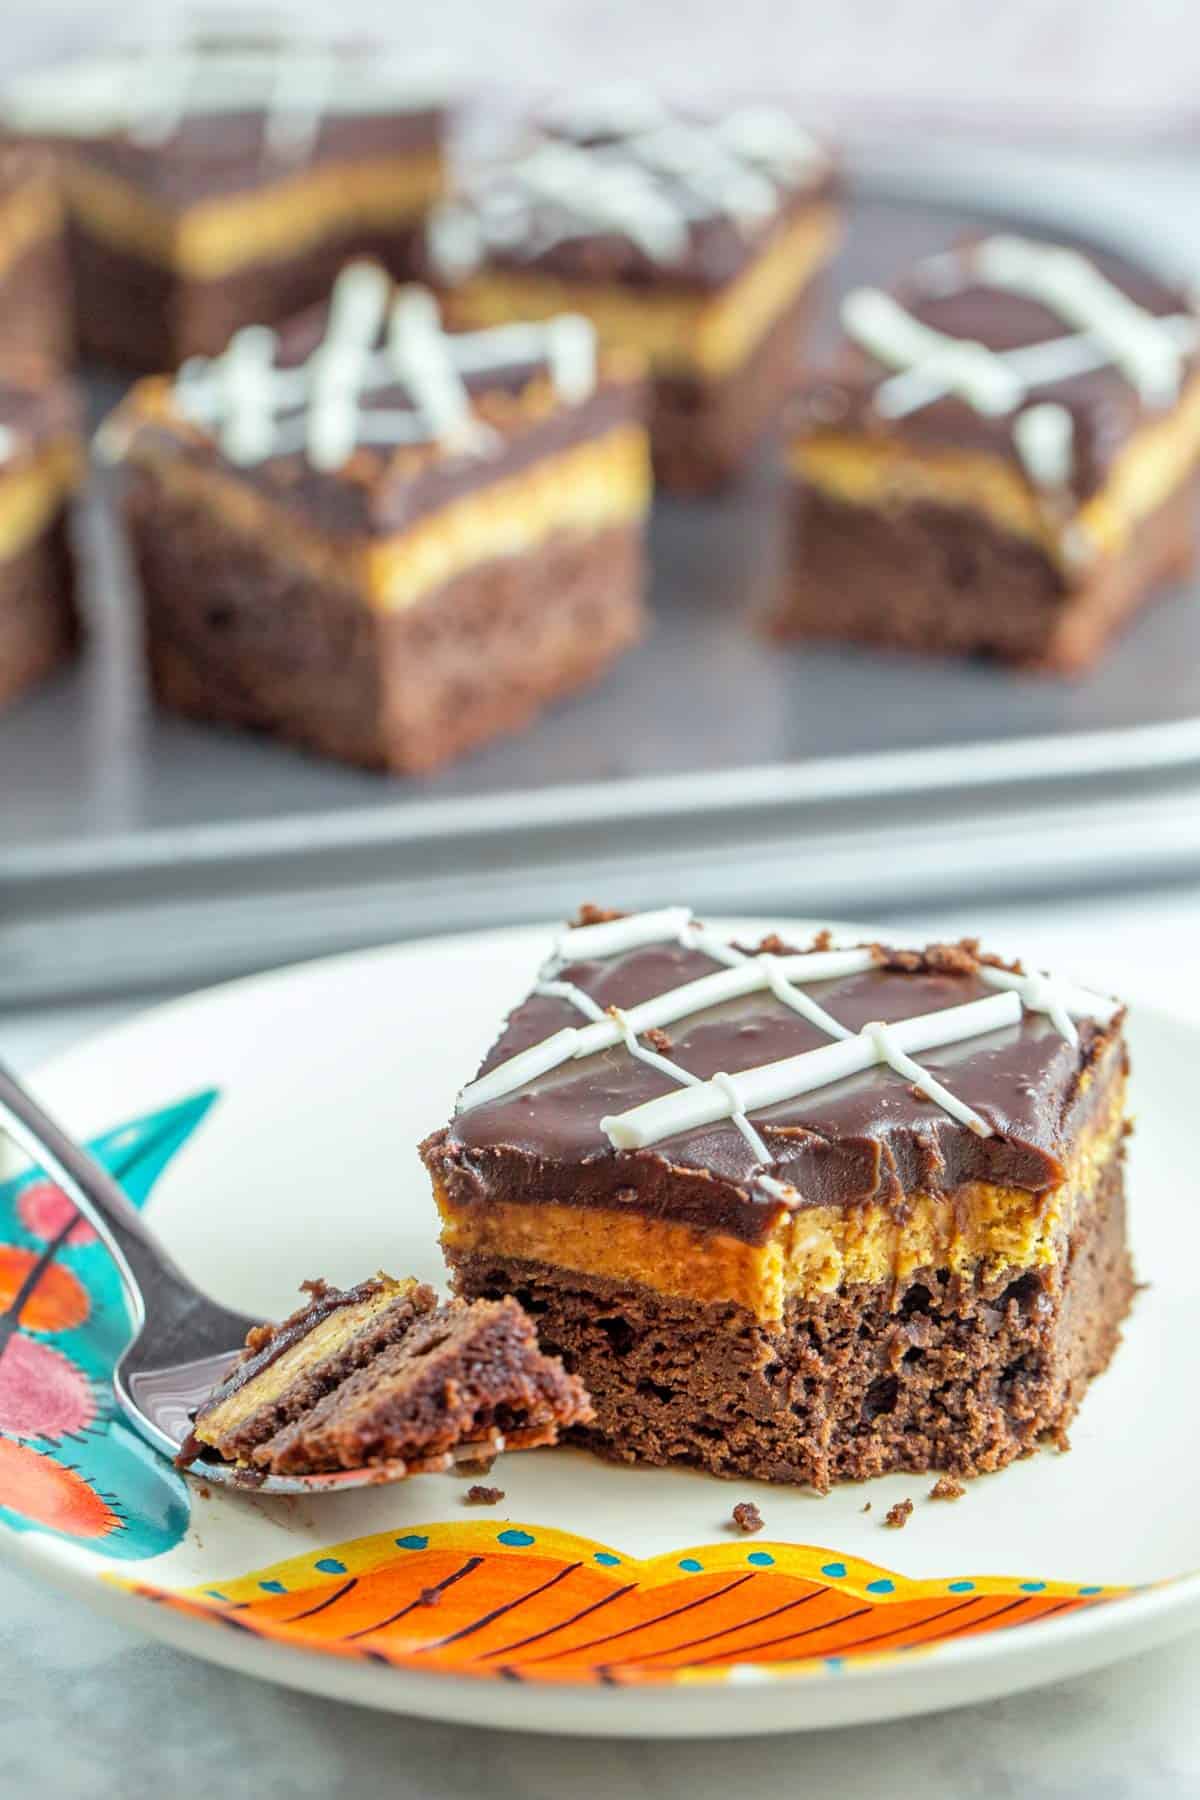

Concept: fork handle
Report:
left=0, top=1059, right=194, bottom=1330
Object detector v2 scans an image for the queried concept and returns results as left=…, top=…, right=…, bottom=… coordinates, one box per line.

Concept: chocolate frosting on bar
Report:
left=116, top=346, right=642, bottom=540
left=39, top=109, right=441, bottom=208
left=430, top=936, right=1124, bottom=1244
left=430, top=101, right=834, bottom=292
left=791, top=238, right=1199, bottom=506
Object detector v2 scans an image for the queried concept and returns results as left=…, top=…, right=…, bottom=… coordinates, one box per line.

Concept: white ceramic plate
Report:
left=1, top=921, right=1197, bottom=1738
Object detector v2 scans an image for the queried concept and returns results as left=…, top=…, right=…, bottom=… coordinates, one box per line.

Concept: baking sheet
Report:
left=6, top=183, right=1200, bottom=1000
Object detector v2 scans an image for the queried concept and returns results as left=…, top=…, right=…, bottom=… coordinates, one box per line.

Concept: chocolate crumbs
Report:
left=884, top=1498, right=913, bottom=1529
left=928, top=1475, right=966, bottom=1501
left=574, top=904, right=626, bottom=927
left=465, top=1484, right=505, bottom=1505
left=731, top=1501, right=763, bottom=1533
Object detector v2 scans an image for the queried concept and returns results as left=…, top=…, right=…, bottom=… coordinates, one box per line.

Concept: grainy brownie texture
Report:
left=425, top=906, right=1134, bottom=1490
left=103, top=265, right=650, bottom=772
left=426, top=89, right=838, bottom=490
left=780, top=234, right=1200, bottom=669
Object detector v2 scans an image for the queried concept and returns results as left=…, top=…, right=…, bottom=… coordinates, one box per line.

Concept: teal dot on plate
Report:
left=825, top=1656, right=845, bottom=1670
left=395, top=1534, right=429, bottom=1550
left=498, top=1529, right=535, bottom=1547
left=678, top=1558, right=703, bottom=1572
left=747, top=1552, right=775, bottom=1567
left=948, top=1581, right=975, bottom=1593
left=594, top=1552, right=620, bottom=1567
left=204, top=1589, right=227, bottom=1601
left=821, top=1562, right=847, bottom=1579
left=1019, top=1581, right=1046, bottom=1593
left=1078, top=1586, right=1102, bottom=1596
left=258, top=1580, right=286, bottom=1594
left=315, top=1558, right=346, bottom=1574
left=866, top=1578, right=895, bottom=1595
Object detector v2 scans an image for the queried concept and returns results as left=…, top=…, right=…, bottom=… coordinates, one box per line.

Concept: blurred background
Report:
left=4, top=0, right=1200, bottom=1035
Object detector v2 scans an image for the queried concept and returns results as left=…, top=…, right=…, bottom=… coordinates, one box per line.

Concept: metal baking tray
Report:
left=7, top=178, right=1200, bottom=1004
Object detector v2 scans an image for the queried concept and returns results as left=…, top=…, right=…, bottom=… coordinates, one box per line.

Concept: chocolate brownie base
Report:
left=0, top=229, right=72, bottom=366
left=70, top=221, right=426, bottom=369
left=126, top=474, right=645, bottom=772
left=653, top=280, right=821, bottom=494
left=260, top=1295, right=592, bottom=1476
left=447, top=1146, right=1133, bottom=1491
left=776, top=474, right=1196, bottom=672
left=0, top=514, right=78, bottom=709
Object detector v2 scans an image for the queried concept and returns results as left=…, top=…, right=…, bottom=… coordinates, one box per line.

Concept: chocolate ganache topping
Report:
left=102, top=264, right=642, bottom=539
left=793, top=235, right=1200, bottom=509
left=428, top=919, right=1125, bottom=1245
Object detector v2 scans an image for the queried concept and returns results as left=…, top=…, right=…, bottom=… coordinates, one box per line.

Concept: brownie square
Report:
left=425, top=87, right=838, bottom=492
left=0, top=146, right=72, bottom=366
left=0, top=368, right=82, bottom=709
left=778, top=234, right=1200, bottom=669
left=2, top=36, right=449, bottom=369
left=423, top=906, right=1134, bottom=1490
left=101, top=263, right=650, bottom=772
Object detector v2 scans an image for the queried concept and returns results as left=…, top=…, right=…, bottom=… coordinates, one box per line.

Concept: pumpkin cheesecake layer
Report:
left=187, top=1278, right=592, bottom=1478
left=427, top=91, right=837, bottom=490
left=425, top=907, right=1134, bottom=1488
left=780, top=234, right=1200, bottom=669
left=436, top=1064, right=1126, bottom=1324
left=101, top=265, right=650, bottom=773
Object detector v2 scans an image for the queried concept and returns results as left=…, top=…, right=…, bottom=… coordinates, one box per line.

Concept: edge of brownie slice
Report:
left=259, top=1295, right=593, bottom=1476
left=185, top=1273, right=436, bottom=1468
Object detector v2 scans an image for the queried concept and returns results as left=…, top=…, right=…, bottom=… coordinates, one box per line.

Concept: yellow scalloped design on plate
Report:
left=113, top=1521, right=1129, bottom=1686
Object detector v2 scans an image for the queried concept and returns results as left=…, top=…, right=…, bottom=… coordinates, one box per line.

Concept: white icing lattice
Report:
left=842, top=235, right=1198, bottom=497
left=0, top=13, right=449, bottom=160
left=454, top=910, right=1119, bottom=1180
left=144, top=264, right=598, bottom=472
left=429, top=92, right=827, bottom=279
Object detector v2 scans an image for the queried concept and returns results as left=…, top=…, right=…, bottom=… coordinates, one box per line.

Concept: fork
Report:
left=0, top=1060, right=512, bottom=1495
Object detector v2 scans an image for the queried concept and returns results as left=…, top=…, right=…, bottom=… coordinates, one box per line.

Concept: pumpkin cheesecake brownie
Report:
left=779, top=233, right=1200, bottom=669
left=1, top=33, right=448, bottom=368
left=426, top=86, right=838, bottom=491
left=184, top=1274, right=591, bottom=1477
left=0, top=366, right=82, bottom=710
left=0, top=146, right=71, bottom=365
left=423, top=906, right=1134, bottom=1490
left=99, top=262, right=650, bottom=772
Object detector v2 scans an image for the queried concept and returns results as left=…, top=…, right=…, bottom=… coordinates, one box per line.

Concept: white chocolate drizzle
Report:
left=428, top=94, right=827, bottom=279
left=602, top=993, right=1019, bottom=1151
left=972, top=235, right=1184, bottom=406
left=1012, top=402, right=1074, bottom=489
left=842, top=288, right=1023, bottom=418
left=153, top=264, right=598, bottom=472
left=454, top=910, right=1120, bottom=1178
left=1, top=20, right=449, bottom=160
left=842, top=236, right=1198, bottom=506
